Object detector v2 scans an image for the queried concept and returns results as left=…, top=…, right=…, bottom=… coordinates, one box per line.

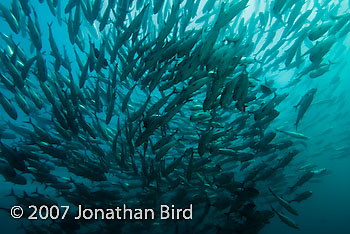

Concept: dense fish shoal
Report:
left=0, top=0, right=350, bottom=233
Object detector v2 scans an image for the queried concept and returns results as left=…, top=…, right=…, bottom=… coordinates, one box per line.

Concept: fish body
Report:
left=290, top=191, right=313, bottom=203
left=295, top=88, right=317, bottom=130
left=271, top=206, right=299, bottom=229
left=269, top=188, right=298, bottom=215
left=276, top=128, right=309, bottom=140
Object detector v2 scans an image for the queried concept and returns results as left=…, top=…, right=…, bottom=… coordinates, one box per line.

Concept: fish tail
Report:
left=24, top=117, right=33, bottom=125
left=47, top=21, right=53, bottom=29
left=224, top=212, right=231, bottom=220
left=32, top=187, right=39, bottom=195
left=6, top=188, right=16, bottom=197
left=268, top=187, right=273, bottom=193
left=270, top=205, right=277, bottom=214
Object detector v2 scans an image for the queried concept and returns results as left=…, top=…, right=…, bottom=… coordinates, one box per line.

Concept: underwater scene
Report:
left=0, top=0, right=350, bottom=233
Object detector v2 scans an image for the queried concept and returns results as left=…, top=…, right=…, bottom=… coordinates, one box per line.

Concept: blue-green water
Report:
left=1, top=0, right=350, bottom=233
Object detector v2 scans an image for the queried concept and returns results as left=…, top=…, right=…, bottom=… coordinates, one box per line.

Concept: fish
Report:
left=308, top=35, right=336, bottom=64
left=289, top=170, right=315, bottom=192
left=308, top=22, right=333, bottom=41
left=0, top=91, right=17, bottom=120
left=295, top=88, right=317, bottom=131
left=269, top=187, right=298, bottom=215
left=270, top=206, right=300, bottom=229
left=276, top=128, right=309, bottom=140
left=0, top=0, right=348, bottom=233
left=289, top=190, right=313, bottom=203
left=0, top=160, right=26, bottom=185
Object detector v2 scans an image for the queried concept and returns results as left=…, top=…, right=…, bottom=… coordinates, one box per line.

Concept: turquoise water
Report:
left=1, top=0, right=350, bottom=233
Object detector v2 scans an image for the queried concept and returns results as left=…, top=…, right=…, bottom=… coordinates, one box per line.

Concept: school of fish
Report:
left=0, top=0, right=349, bottom=233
